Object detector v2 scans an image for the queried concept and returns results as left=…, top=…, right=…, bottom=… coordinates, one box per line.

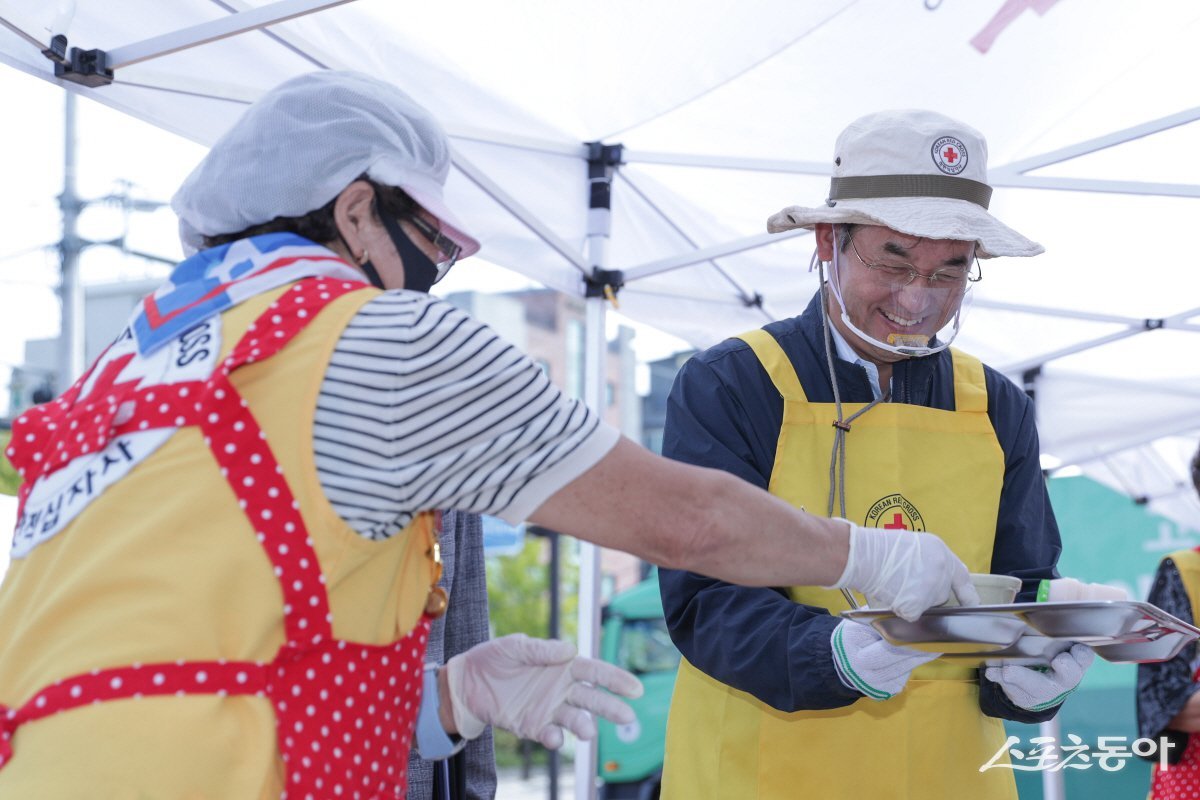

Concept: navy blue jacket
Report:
left=659, top=292, right=1063, bottom=723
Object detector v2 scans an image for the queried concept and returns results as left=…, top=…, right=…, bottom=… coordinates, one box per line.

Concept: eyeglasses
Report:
left=404, top=213, right=462, bottom=280
left=848, top=237, right=981, bottom=290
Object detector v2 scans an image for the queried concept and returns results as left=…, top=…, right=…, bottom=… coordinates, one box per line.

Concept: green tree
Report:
left=485, top=534, right=578, bottom=642
left=0, top=432, right=18, bottom=496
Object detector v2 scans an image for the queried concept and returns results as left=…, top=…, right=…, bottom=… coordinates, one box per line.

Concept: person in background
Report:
left=1138, top=440, right=1200, bottom=798
left=0, top=73, right=975, bottom=799
left=407, top=512, right=496, bottom=800
left=658, top=109, right=1088, bottom=800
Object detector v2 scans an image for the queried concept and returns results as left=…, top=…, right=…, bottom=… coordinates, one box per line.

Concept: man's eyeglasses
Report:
left=848, top=237, right=981, bottom=290
left=404, top=213, right=462, bottom=281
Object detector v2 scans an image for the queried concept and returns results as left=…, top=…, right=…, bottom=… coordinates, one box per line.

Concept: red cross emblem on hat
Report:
left=931, top=135, right=968, bottom=175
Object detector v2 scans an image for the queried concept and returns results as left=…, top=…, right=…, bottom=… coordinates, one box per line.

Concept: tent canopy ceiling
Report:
left=2, top=0, right=1198, bottom=528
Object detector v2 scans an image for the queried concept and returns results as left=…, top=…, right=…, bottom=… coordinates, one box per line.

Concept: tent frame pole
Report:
left=0, top=5, right=54, bottom=52
left=573, top=141, right=623, bottom=800
left=624, top=229, right=808, bottom=281
left=623, top=104, right=1200, bottom=200
left=618, top=172, right=779, bottom=321
left=993, top=106, right=1200, bottom=175
left=105, top=0, right=357, bottom=69
left=1000, top=327, right=1155, bottom=375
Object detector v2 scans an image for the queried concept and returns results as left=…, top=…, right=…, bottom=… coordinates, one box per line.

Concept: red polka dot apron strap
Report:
left=0, top=660, right=267, bottom=768
left=217, top=279, right=437, bottom=798
left=267, top=621, right=432, bottom=799
left=224, top=279, right=363, bottom=370
left=199, top=278, right=369, bottom=650
left=1152, top=733, right=1200, bottom=799
left=15, top=376, right=212, bottom=486
left=201, top=383, right=331, bottom=647
left=6, top=347, right=160, bottom=513
left=5, top=341, right=112, bottom=478
left=1151, top=663, right=1200, bottom=799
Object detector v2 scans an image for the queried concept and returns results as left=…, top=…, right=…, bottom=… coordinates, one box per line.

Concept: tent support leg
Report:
left=575, top=141, right=623, bottom=800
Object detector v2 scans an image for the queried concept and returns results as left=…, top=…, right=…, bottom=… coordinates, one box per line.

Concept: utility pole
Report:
left=49, top=90, right=170, bottom=396
left=57, top=90, right=85, bottom=391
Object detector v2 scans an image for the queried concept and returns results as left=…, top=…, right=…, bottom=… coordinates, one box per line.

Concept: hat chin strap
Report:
left=821, top=247, right=966, bottom=359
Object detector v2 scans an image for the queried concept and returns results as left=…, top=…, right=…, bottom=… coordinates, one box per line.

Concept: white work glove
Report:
left=444, top=633, right=644, bottom=749
left=984, top=644, right=1094, bottom=711
left=831, top=620, right=941, bottom=700
left=828, top=519, right=979, bottom=622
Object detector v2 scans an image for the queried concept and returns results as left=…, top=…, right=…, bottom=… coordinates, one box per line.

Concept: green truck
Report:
left=596, top=570, right=679, bottom=800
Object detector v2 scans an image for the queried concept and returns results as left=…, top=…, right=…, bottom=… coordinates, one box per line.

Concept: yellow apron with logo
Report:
left=662, top=329, right=1017, bottom=799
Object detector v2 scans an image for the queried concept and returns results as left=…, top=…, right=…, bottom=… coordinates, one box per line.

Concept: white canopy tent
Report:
left=3, top=1, right=1200, bottom=794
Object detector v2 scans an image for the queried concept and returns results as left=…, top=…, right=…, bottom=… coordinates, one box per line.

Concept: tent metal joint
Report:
left=50, top=42, right=114, bottom=87
left=586, top=142, right=624, bottom=169
left=584, top=267, right=625, bottom=302
left=742, top=292, right=764, bottom=309
left=586, top=142, right=624, bottom=211
left=41, top=34, right=68, bottom=66
left=1144, top=318, right=1165, bottom=331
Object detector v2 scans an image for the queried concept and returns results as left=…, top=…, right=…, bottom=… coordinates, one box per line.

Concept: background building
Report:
left=640, top=351, right=695, bottom=456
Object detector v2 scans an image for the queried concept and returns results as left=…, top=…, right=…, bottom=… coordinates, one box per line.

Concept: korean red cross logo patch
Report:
left=864, top=493, right=926, bottom=532
left=931, top=135, right=968, bottom=175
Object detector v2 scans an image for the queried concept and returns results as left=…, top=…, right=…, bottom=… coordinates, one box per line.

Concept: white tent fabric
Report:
left=2, top=0, right=1198, bottom=546
left=3, top=4, right=1200, bottom=797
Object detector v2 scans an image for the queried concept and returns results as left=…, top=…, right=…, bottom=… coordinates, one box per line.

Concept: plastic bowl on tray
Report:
left=940, top=573, right=1022, bottom=607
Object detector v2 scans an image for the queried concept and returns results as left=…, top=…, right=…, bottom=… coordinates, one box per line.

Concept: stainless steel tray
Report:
left=841, top=601, right=1200, bottom=666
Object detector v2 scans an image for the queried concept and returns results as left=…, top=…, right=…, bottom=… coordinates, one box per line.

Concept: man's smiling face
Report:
left=822, top=224, right=975, bottom=366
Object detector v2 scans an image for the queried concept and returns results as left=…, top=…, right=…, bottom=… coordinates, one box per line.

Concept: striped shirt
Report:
left=313, top=291, right=618, bottom=540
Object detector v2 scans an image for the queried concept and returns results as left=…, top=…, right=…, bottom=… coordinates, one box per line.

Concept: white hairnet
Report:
left=171, top=70, right=480, bottom=258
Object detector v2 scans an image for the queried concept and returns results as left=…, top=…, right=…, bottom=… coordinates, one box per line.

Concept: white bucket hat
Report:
left=767, top=109, right=1041, bottom=259
left=172, top=70, right=481, bottom=259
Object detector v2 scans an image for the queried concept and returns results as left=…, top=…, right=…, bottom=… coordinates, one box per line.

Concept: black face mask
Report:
left=340, top=201, right=440, bottom=293
left=377, top=201, right=441, bottom=293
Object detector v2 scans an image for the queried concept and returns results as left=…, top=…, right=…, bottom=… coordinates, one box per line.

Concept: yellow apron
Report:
left=0, top=286, right=439, bottom=798
left=662, top=328, right=1016, bottom=799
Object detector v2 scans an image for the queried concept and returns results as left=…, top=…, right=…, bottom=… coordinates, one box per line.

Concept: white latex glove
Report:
left=831, top=620, right=942, bottom=700
left=828, top=519, right=979, bottom=621
left=984, top=644, right=1094, bottom=711
left=445, top=633, right=644, bottom=749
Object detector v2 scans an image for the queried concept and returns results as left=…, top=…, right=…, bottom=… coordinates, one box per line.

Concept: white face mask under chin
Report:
left=820, top=245, right=971, bottom=359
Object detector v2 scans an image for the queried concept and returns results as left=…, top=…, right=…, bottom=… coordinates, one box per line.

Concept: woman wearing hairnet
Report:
left=0, top=71, right=975, bottom=798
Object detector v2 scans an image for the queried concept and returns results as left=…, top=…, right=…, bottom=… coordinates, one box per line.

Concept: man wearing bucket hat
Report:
left=659, top=109, right=1087, bottom=800
left=0, top=76, right=975, bottom=798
